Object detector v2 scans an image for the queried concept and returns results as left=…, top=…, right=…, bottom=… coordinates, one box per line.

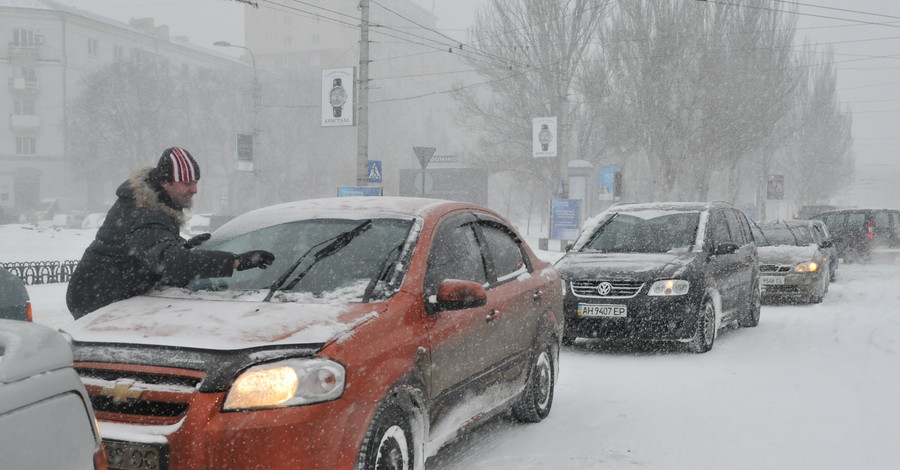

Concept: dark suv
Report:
left=554, top=202, right=760, bottom=353
left=813, top=208, right=900, bottom=263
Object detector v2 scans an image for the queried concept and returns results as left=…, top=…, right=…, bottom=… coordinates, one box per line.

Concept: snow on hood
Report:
left=63, top=292, right=381, bottom=351
left=556, top=252, right=697, bottom=280
left=758, top=245, right=819, bottom=266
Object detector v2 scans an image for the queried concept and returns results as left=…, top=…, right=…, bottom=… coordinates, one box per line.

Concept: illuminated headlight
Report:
left=648, top=279, right=690, bottom=296
left=223, top=358, right=346, bottom=410
left=794, top=262, right=819, bottom=273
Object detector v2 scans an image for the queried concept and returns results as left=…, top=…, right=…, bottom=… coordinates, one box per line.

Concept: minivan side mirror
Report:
left=565, top=242, right=574, bottom=252
left=820, top=240, right=834, bottom=248
left=713, top=242, right=739, bottom=256
left=432, top=279, right=487, bottom=312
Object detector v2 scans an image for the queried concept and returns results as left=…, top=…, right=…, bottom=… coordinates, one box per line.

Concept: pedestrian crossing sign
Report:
left=367, top=160, right=382, bottom=183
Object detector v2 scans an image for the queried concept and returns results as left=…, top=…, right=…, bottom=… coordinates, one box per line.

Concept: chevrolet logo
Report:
left=100, top=380, right=144, bottom=403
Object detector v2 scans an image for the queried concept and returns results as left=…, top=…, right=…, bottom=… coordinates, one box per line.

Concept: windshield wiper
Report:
left=263, top=219, right=374, bottom=302
left=361, top=241, right=405, bottom=303
left=582, top=213, right=618, bottom=251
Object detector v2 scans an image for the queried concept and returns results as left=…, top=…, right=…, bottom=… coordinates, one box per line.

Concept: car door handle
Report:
left=533, top=289, right=543, bottom=302
left=486, top=309, right=499, bottom=323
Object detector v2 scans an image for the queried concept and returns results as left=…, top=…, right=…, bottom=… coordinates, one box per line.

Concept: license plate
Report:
left=104, top=440, right=167, bottom=470
left=578, top=304, right=627, bottom=318
left=761, top=276, right=785, bottom=285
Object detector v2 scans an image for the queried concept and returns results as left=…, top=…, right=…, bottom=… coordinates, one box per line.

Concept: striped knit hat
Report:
left=155, top=147, right=200, bottom=183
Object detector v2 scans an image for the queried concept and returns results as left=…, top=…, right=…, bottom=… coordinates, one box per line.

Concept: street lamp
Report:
left=213, top=41, right=259, bottom=110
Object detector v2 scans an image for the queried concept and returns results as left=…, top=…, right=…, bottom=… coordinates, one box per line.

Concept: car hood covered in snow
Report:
left=63, top=290, right=382, bottom=351
left=555, top=251, right=699, bottom=281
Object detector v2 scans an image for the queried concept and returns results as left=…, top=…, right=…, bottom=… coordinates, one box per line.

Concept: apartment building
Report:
left=0, top=0, right=245, bottom=220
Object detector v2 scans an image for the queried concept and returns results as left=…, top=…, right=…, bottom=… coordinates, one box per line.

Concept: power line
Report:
left=770, top=0, right=900, bottom=22
left=698, top=0, right=900, bottom=30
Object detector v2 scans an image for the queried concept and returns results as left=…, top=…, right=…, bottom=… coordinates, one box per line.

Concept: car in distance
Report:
left=554, top=201, right=760, bottom=353
left=62, top=197, right=563, bottom=470
left=814, top=208, right=900, bottom=263
left=0, top=319, right=107, bottom=469
left=753, top=220, right=832, bottom=304
left=0, top=266, right=31, bottom=322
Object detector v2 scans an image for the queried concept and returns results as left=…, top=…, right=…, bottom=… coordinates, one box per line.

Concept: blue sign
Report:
left=598, top=166, right=620, bottom=201
left=367, top=160, right=382, bottom=183
left=337, top=186, right=383, bottom=197
left=551, top=199, right=581, bottom=240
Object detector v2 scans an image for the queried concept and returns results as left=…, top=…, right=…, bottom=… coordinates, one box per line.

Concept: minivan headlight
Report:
left=223, top=358, right=346, bottom=410
left=648, top=280, right=690, bottom=296
left=794, top=262, right=819, bottom=272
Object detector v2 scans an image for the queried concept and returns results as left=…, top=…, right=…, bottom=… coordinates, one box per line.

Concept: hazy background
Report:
left=56, top=0, right=900, bottom=208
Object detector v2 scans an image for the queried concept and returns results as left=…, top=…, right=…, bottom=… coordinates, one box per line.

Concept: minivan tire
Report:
left=687, top=299, right=716, bottom=353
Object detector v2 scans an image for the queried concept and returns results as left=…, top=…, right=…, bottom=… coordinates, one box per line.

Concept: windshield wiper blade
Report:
left=263, top=219, right=374, bottom=302
left=362, top=242, right=404, bottom=303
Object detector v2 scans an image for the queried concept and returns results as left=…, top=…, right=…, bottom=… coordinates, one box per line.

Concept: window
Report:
left=16, top=137, right=37, bottom=155
left=113, top=45, right=124, bottom=61
left=426, top=216, right=486, bottom=294
left=874, top=211, right=890, bottom=228
left=480, top=223, right=528, bottom=283
left=88, top=38, right=98, bottom=57
left=14, top=100, right=35, bottom=115
left=312, top=34, right=321, bottom=44
left=20, top=67, right=36, bottom=80
left=284, top=36, right=292, bottom=47
left=13, top=28, right=35, bottom=47
left=284, top=15, right=292, bottom=26
left=723, top=210, right=749, bottom=245
left=709, top=212, right=732, bottom=246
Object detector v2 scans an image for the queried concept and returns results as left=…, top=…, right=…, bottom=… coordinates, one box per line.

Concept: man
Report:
left=66, top=147, right=274, bottom=319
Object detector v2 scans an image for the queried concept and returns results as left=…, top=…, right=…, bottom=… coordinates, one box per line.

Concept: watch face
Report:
left=330, top=87, right=347, bottom=107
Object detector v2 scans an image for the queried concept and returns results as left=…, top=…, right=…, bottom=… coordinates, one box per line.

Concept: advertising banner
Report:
left=322, top=67, right=354, bottom=127
left=532, top=117, right=557, bottom=157
left=598, top=166, right=621, bottom=201
left=551, top=199, right=581, bottom=240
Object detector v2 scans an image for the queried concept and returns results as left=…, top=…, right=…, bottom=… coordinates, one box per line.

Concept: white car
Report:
left=0, top=319, right=107, bottom=469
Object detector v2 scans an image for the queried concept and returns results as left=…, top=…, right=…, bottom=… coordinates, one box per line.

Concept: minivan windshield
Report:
left=581, top=211, right=700, bottom=254
left=186, top=218, right=415, bottom=301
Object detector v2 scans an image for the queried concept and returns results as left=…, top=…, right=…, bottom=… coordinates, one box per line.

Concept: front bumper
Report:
left=562, top=289, right=701, bottom=341
left=760, top=271, right=823, bottom=299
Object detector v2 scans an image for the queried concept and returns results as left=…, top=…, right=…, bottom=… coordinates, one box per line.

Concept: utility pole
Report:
left=356, top=0, right=371, bottom=187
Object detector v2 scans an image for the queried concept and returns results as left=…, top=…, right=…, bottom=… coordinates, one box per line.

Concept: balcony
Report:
left=9, top=114, right=41, bottom=132
left=8, top=77, right=40, bottom=95
left=8, top=42, right=40, bottom=61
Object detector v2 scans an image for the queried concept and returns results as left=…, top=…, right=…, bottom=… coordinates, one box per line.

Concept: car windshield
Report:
left=757, top=225, right=815, bottom=247
left=581, top=211, right=700, bottom=254
left=186, top=217, right=415, bottom=302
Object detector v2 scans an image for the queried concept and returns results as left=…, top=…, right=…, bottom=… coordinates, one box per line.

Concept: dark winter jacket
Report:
left=66, top=168, right=236, bottom=318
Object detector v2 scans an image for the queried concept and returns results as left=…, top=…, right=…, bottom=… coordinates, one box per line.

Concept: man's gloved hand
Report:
left=184, top=233, right=211, bottom=249
left=235, top=250, right=276, bottom=271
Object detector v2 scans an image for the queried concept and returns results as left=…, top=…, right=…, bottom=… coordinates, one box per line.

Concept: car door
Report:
left=706, top=210, right=743, bottom=316
left=421, top=212, right=509, bottom=427
left=724, top=210, right=758, bottom=316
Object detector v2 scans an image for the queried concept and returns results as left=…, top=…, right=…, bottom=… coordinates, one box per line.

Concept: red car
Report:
left=63, top=197, right=563, bottom=470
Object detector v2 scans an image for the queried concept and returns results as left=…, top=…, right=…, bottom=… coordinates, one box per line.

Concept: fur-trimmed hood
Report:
left=119, top=167, right=186, bottom=226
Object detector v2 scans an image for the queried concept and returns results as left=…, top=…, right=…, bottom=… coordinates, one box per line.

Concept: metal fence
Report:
left=1, top=260, right=79, bottom=285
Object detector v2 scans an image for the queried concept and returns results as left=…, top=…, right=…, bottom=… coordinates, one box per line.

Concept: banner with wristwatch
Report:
left=321, top=67, right=355, bottom=127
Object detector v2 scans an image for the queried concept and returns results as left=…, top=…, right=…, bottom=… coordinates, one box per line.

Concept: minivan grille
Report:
left=571, top=280, right=644, bottom=298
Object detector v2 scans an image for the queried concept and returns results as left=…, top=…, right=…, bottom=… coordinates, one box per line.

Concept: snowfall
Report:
left=2, top=221, right=899, bottom=470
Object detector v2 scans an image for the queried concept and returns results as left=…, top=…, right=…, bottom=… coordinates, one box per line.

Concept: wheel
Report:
left=687, top=299, right=716, bottom=353
left=739, top=278, right=761, bottom=328
left=511, top=345, right=555, bottom=423
left=356, top=404, right=417, bottom=470
left=810, top=274, right=827, bottom=304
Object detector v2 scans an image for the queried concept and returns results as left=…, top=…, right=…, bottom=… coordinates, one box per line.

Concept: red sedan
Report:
left=63, top=196, right=563, bottom=470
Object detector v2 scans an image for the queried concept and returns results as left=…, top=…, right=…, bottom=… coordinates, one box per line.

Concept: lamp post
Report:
left=214, top=41, right=262, bottom=211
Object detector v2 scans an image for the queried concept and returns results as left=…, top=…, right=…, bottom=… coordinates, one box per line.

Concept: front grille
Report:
left=571, top=280, right=644, bottom=298
left=760, top=264, right=791, bottom=273
left=75, top=366, right=203, bottom=423
left=762, top=285, right=802, bottom=294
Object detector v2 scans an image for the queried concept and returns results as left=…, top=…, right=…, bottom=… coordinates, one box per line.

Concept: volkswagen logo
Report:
left=596, top=282, right=613, bottom=296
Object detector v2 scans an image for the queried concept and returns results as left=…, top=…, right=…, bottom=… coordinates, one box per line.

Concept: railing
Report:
left=1, top=260, right=79, bottom=285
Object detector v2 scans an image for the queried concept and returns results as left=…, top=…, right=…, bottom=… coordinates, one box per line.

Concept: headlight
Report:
left=223, top=358, right=346, bottom=410
left=794, top=262, right=819, bottom=272
left=648, top=279, right=690, bottom=296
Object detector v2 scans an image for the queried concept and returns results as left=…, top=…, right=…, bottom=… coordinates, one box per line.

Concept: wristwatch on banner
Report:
left=330, top=78, right=348, bottom=118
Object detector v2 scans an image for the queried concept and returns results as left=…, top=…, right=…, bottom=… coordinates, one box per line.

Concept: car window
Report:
left=874, top=211, right=890, bottom=228
left=709, top=211, right=731, bottom=246
left=479, top=222, right=529, bottom=283
left=822, top=213, right=842, bottom=229
left=724, top=210, right=748, bottom=245
left=425, top=217, right=487, bottom=294
left=582, top=211, right=700, bottom=254
left=847, top=213, right=865, bottom=230
left=759, top=224, right=814, bottom=246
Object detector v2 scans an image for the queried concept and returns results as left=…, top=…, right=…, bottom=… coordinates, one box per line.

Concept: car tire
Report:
left=511, top=344, right=555, bottom=423
left=810, top=275, right=827, bottom=304
left=356, top=403, right=418, bottom=470
left=687, top=299, right=716, bottom=354
left=739, top=279, right=761, bottom=328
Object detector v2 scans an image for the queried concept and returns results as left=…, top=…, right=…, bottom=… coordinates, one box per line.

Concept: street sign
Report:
left=367, top=160, right=382, bottom=183
left=767, top=174, right=784, bottom=200
left=337, top=186, right=383, bottom=197
left=413, top=146, right=436, bottom=170
left=235, top=133, right=254, bottom=172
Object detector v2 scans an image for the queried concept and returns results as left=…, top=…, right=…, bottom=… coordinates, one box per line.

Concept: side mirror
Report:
left=820, top=240, right=834, bottom=248
left=433, top=279, right=487, bottom=312
left=565, top=242, right=574, bottom=252
left=713, top=242, right=739, bottom=256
